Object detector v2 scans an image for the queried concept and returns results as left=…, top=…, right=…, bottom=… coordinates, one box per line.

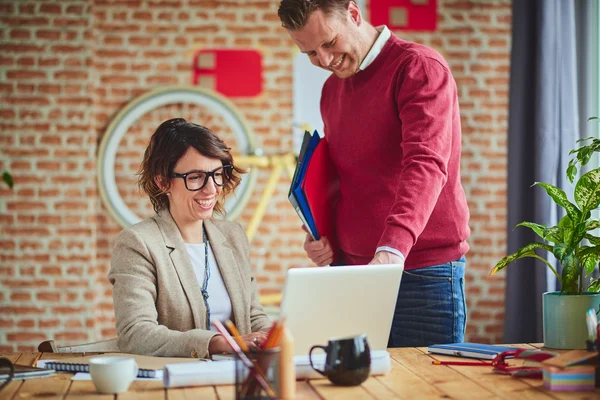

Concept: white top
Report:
left=359, top=25, right=392, bottom=71
left=185, top=242, right=232, bottom=331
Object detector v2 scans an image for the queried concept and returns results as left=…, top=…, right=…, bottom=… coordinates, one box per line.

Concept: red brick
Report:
left=40, top=3, right=62, bottom=14
left=17, top=319, right=35, bottom=328
left=10, top=291, right=32, bottom=301
left=39, top=319, right=60, bottom=328
left=10, top=29, right=31, bottom=39
left=41, top=266, right=62, bottom=276
left=7, top=332, right=46, bottom=342
left=0, top=319, right=14, bottom=328
left=0, top=306, right=45, bottom=314
left=6, top=71, right=46, bottom=80
left=55, top=332, right=89, bottom=342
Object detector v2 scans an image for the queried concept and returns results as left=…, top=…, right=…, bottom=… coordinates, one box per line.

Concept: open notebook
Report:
left=37, top=353, right=201, bottom=378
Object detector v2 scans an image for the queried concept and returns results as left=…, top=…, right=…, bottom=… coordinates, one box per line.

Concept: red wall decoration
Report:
left=369, top=0, right=437, bottom=31
left=192, top=49, right=263, bottom=97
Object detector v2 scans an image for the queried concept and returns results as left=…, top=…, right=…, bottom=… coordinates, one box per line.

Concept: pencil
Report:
left=432, top=360, right=493, bottom=366
left=224, top=320, right=250, bottom=353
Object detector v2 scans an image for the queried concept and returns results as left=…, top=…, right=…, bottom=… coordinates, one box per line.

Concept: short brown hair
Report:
left=278, top=0, right=352, bottom=30
left=137, top=118, right=245, bottom=216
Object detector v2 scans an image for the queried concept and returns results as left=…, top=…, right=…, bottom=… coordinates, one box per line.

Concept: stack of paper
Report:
left=288, top=130, right=339, bottom=259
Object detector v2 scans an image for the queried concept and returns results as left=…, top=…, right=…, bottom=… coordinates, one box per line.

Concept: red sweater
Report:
left=321, top=34, right=470, bottom=270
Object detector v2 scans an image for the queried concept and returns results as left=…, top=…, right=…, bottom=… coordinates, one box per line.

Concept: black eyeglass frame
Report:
left=171, top=165, right=233, bottom=192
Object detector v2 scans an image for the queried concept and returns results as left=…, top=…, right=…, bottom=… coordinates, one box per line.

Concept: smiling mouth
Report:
left=330, top=54, right=345, bottom=69
left=195, top=198, right=214, bottom=209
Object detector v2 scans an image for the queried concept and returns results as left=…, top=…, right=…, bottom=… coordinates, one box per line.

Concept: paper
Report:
left=71, top=371, right=163, bottom=381
left=163, top=350, right=391, bottom=388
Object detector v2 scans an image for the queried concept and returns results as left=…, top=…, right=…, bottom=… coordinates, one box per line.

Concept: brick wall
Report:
left=0, top=0, right=511, bottom=351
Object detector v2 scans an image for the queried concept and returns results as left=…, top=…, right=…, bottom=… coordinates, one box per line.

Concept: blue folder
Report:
left=288, top=130, right=321, bottom=239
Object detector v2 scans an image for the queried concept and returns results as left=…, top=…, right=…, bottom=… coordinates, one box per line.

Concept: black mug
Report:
left=308, top=334, right=371, bottom=386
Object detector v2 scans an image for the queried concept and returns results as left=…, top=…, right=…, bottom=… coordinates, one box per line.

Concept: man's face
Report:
left=289, top=7, right=365, bottom=79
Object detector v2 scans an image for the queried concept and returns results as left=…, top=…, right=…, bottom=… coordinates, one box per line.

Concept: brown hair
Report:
left=278, top=0, right=352, bottom=30
left=137, top=118, right=245, bottom=216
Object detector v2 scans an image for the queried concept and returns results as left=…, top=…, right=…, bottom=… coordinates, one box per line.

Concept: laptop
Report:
left=279, top=264, right=404, bottom=355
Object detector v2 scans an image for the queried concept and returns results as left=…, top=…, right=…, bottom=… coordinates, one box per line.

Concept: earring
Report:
left=166, top=192, right=171, bottom=196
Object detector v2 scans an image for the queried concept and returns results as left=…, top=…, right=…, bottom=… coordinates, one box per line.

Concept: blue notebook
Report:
left=427, top=342, right=519, bottom=360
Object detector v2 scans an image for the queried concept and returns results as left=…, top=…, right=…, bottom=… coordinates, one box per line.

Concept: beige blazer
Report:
left=109, top=209, right=272, bottom=358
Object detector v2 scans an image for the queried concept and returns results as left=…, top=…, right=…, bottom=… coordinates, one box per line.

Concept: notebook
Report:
left=427, top=342, right=519, bottom=360
left=279, top=264, right=404, bottom=355
left=37, top=353, right=201, bottom=378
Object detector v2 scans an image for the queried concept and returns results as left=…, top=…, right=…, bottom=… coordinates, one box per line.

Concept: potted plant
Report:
left=491, top=118, right=600, bottom=349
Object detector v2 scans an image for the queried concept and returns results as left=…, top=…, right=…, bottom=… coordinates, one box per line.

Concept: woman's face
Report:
left=166, top=147, right=224, bottom=224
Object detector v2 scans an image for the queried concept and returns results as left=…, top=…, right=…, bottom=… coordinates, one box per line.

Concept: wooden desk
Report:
left=2, top=345, right=600, bottom=399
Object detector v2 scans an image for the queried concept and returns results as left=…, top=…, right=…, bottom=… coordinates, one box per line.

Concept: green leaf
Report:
left=533, top=182, right=582, bottom=223
left=589, top=117, right=599, bottom=121
left=558, top=215, right=575, bottom=246
left=2, top=171, right=13, bottom=189
left=561, top=252, right=580, bottom=293
left=515, top=222, right=547, bottom=240
left=553, top=243, right=570, bottom=261
left=575, top=168, right=600, bottom=215
left=588, top=277, right=600, bottom=292
left=574, top=136, right=596, bottom=145
left=583, top=253, right=600, bottom=275
left=543, top=226, right=563, bottom=243
left=586, top=220, right=600, bottom=231
left=491, top=242, right=553, bottom=275
left=567, top=163, right=577, bottom=183
left=573, top=222, right=590, bottom=246
left=585, top=234, right=600, bottom=245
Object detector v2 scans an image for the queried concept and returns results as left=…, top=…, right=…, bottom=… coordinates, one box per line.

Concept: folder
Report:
left=288, top=130, right=339, bottom=260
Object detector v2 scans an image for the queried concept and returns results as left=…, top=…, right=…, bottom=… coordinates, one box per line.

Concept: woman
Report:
left=109, top=118, right=271, bottom=358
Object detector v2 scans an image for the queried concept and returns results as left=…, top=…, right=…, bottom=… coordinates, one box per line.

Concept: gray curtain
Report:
left=504, top=0, right=580, bottom=343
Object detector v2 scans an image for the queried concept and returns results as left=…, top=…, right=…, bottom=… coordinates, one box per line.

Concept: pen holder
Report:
left=234, top=348, right=280, bottom=400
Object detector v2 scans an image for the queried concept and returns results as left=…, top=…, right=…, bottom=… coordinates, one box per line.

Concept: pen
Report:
left=432, top=360, right=493, bottom=366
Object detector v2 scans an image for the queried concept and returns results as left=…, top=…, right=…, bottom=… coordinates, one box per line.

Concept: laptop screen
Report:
left=279, top=264, right=404, bottom=355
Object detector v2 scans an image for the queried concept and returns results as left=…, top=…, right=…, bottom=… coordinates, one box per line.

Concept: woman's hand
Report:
left=208, top=332, right=268, bottom=355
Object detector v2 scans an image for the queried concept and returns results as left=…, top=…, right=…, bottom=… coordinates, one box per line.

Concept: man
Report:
left=278, top=0, right=470, bottom=347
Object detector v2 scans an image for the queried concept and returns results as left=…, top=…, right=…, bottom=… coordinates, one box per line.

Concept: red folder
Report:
left=301, top=137, right=340, bottom=261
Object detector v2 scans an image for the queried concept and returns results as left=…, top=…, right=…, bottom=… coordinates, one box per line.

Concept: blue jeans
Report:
left=388, top=257, right=467, bottom=347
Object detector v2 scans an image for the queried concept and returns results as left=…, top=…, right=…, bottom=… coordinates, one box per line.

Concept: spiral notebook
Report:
left=37, top=353, right=201, bottom=378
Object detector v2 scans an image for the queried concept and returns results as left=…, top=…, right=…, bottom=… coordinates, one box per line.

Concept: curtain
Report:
left=504, top=0, right=580, bottom=344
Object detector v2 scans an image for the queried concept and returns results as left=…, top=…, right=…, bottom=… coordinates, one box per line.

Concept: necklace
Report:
left=200, top=225, right=211, bottom=328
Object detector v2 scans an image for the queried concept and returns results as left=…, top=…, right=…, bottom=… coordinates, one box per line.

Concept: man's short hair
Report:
left=278, top=0, right=352, bottom=31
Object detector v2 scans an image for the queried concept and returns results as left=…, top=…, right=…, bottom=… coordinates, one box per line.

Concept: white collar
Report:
left=359, top=26, right=391, bottom=71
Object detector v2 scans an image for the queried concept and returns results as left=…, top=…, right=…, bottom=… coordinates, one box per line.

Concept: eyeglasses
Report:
left=171, top=165, right=233, bottom=191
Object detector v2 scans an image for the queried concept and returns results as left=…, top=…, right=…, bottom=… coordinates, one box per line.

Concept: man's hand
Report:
left=302, top=226, right=334, bottom=266
left=368, top=250, right=404, bottom=266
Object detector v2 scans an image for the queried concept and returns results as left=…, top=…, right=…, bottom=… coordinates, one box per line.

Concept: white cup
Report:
left=89, top=356, right=139, bottom=394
